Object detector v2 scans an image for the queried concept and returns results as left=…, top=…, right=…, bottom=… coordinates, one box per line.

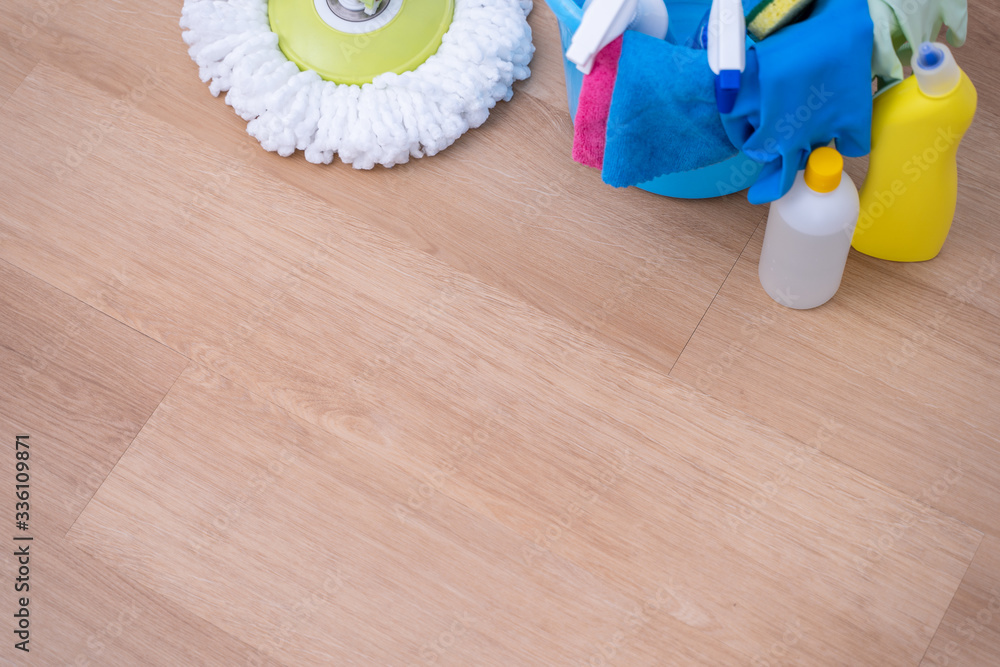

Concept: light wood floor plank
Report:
left=670, top=217, right=1000, bottom=535
left=68, top=366, right=752, bottom=666
left=0, top=8, right=45, bottom=107
left=70, top=365, right=980, bottom=665
left=921, top=535, right=1000, bottom=667
left=0, top=262, right=264, bottom=665
left=963, top=3, right=1000, bottom=128
left=0, top=259, right=188, bottom=534
left=8, top=539, right=283, bottom=666
left=0, top=48, right=32, bottom=109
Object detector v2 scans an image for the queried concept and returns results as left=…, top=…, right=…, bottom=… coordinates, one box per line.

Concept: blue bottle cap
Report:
left=917, top=42, right=944, bottom=70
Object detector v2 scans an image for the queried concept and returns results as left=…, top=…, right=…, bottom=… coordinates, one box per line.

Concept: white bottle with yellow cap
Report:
left=758, top=147, right=860, bottom=310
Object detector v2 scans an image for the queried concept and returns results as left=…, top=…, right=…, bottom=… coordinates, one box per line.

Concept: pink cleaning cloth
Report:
left=572, top=35, right=623, bottom=170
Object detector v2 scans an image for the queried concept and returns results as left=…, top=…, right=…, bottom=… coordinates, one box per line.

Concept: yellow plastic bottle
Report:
left=852, top=42, right=977, bottom=262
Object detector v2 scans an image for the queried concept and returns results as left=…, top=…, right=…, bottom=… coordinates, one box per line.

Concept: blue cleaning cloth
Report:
left=721, top=0, right=874, bottom=204
left=601, top=31, right=739, bottom=188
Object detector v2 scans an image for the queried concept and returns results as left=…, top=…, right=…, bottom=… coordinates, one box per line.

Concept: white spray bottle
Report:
left=565, top=0, right=669, bottom=74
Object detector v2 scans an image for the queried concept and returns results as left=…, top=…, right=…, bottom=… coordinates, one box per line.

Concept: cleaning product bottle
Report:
left=565, top=0, right=669, bottom=74
left=758, top=146, right=860, bottom=309
left=852, top=42, right=977, bottom=262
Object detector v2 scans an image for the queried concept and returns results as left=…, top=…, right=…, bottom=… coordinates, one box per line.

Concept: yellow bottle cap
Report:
left=804, top=146, right=843, bottom=193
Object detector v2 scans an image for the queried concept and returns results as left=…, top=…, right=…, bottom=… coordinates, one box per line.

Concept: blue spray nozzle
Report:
left=684, top=9, right=711, bottom=50
left=715, top=70, right=740, bottom=113
left=917, top=42, right=944, bottom=69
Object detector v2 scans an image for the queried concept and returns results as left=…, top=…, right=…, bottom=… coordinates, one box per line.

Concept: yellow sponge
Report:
left=746, top=0, right=816, bottom=40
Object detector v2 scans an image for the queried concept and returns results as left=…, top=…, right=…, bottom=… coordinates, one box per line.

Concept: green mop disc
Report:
left=268, top=0, right=455, bottom=85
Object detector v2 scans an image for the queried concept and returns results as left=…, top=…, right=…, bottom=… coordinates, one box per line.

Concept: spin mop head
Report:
left=180, top=0, right=535, bottom=168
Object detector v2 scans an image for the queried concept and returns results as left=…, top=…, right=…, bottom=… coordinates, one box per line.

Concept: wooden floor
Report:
left=1, top=1, right=998, bottom=664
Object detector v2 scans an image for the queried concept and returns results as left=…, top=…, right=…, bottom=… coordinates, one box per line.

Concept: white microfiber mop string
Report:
left=180, top=0, right=534, bottom=169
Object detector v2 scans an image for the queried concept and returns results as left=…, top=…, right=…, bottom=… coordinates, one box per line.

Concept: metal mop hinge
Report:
left=327, top=0, right=391, bottom=21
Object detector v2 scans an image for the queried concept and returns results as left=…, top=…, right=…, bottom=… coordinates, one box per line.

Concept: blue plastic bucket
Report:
left=545, top=0, right=762, bottom=199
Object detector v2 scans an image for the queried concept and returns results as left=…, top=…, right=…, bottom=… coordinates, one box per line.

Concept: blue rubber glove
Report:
left=869, top=0, right=967, bottom=85
left=721, top=0, right=874, bottom=204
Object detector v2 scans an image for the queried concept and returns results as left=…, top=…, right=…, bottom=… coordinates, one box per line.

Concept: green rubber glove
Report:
left=869, top=0, right=967, bottom=85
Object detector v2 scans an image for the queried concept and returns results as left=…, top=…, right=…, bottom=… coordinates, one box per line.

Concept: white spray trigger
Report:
left=707, top=0, right=745, bottom=76
left=566, top=0, right=669, bottom=75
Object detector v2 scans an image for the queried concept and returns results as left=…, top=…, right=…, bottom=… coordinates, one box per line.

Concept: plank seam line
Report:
left=667, top=210, right=767, bottom=375
left=63, top=366, right=187, bottom=539
left=0, top=59, right=44, bottom=117
left=916, top=532, right=986, bottom=666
